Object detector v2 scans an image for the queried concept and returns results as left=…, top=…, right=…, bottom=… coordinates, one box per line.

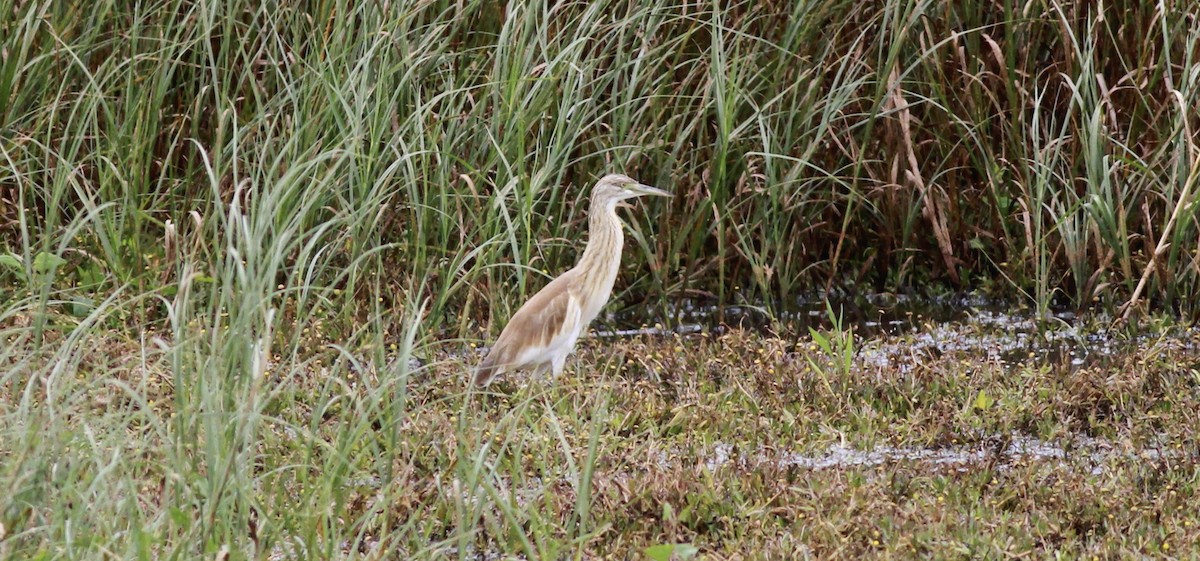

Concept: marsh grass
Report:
left=3, top=0, right=1200, bottom=558
left=9, top=313, right=1200, bottom=559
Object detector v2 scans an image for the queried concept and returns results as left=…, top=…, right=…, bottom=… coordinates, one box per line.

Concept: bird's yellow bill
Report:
left=631, top=183, right=673, bottom=197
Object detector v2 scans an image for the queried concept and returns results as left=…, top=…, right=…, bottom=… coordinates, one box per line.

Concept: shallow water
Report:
left=607, top=291, right=1011, bottom=337
left=604, top=292, right=1200, bottom=373
left=705, top=432, right=1189, bottom=476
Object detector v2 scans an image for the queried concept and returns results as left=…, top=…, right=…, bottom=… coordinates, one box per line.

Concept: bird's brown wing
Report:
left=473, top=271, right=583, bottom=386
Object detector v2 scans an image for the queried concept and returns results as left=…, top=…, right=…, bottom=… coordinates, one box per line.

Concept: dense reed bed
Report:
left=3, top=0, right=1199, bottom=324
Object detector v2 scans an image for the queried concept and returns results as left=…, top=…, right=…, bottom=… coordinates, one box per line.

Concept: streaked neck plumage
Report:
left=574, top=195, right=624, bottom=322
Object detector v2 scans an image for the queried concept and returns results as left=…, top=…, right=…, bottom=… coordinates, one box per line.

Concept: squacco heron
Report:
left=473, top=173, right=672, bottom=387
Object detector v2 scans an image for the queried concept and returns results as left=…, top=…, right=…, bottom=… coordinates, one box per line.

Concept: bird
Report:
left=473, top=173, right=672, bottom=387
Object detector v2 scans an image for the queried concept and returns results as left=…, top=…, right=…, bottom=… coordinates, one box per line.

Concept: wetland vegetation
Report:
left=2, top=0, right=1200, bottom=559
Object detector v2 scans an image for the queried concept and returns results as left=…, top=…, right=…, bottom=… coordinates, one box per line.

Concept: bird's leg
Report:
left=529, top=361, right=552, bottom=383
left=551, top=355, right=567, bottom=378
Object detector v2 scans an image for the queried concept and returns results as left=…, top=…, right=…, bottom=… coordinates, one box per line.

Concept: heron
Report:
left=473, top=173, right=672, bottom=387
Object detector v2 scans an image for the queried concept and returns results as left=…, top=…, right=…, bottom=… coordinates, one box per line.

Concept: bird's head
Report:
left=592, top=173, right=672, bottom=208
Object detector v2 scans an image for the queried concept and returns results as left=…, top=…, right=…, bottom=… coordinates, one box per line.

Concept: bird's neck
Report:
left=576, top=199, right=624, bottom=305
